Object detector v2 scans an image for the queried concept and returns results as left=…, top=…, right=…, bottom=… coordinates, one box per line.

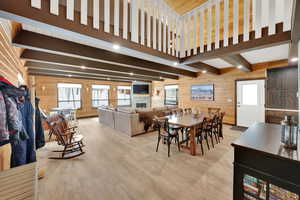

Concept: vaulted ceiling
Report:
left=164, top=0, right=209, bottom=15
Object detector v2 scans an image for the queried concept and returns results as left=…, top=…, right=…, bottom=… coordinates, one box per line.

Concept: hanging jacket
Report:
left=20, top=92, right=36, bottom=164
left=0, top=90, right=9, bottom=143
left=35, top=98, right=45, bottom=149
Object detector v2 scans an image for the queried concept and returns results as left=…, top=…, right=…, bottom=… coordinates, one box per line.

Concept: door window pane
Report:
left=242, top=84, right=258, bottom=105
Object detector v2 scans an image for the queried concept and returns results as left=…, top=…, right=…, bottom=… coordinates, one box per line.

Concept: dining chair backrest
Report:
left=184, top=108, right=192, bottom=114
left=212, top=114, right=219, bottom=127
left=218, top=112, right=225, bottom=126
left=153, top=117, right=170, bottom=134
left=208, top=107, right=221, bottom=115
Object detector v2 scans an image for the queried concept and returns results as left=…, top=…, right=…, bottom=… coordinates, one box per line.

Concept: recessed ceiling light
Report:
left=291, top=57, right=298, bottom=62
left=81, top=65, right=86, bottom=69
left=107, top=77, right=111, bottom=80
left=173, top=62, right=178, bottom=66
left=159, top=76, right=163, bottom=79
left=237, top=65, right=243, bottom=69
left=129, top=72, right=134, bottom=76
left=202, top=70, right=207, bottom=73
left=113, top=44, right=120, bottom=50
left=68, top=74, right=72, bottom=77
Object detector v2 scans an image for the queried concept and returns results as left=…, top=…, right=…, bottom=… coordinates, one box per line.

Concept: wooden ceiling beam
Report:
left=0, top=0, right=178, bottom=62
left=186, top=62, right=220, bottom=74
left=221, top=54, right=252, bottom=72
left=180, top=23, right=291, bottom=65
left=13, top=30, right=196, bottom=77
left=28, top=71, right=136, bottom=83
left=25, top=61, right=162, bottom=81
left=21, top=50, right=179, bottom=80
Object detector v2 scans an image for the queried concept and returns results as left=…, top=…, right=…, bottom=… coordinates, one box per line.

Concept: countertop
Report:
left=232, top=122, right=300, bottom=163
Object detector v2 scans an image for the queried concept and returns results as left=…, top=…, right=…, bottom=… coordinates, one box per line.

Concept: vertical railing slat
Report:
left=146, top=3, right=151, bottom=47
left=176, top=16, right=180, bottom=57
left=131, top=0, right=139, bottom=42
left=193, top=11, right=197, bottom=54
left=180, top=18, right=185, bottom=57
left=140, top=0, right=145, bottom=45
left=153, top=0, right=157, bottom=49
left=243, top=0, right=250, bottom=41
left=171, top=14, right=176, bottom=56
left=50, top=0, right=59, bottom=15
left=123, top=0, right=128, bottom=39
left=254, top=0, right=262, bottom=38
left=224, top=0, right=229, bottom=47
left=31, top=0, right=41, bottom=9
left=200, top=10, right=204, bottom=53
left=158, top=2, right=162, bottom=51
left=187, top=15, right=191, bottom=56
left=233, top=0, right=239, bottom=44
left=93, top=0, right=100, bottom=29
left=104, top=0, right=110, bottom=32
left=66, top=0, right=74, bottom=21
left=268, top=0, right=275, bottom=35
left=215, top=2, right=220, bottom=49
left=114, top=0, right=120, bottom=36
left=163, top=7, right=167, bottom=53
left=167, top=11, right=171, bottom=55
left=207, top=5, right=212, bottom=51
left=283, top=0, right=292, bottom=31
left=81, top=0, right=88, bottom=25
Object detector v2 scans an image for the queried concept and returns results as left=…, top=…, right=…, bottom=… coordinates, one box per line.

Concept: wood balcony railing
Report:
left=25, top=0, right=294, bottom=59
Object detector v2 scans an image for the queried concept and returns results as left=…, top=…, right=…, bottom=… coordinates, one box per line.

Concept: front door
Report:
left=237, top=80, right=265, bottom=127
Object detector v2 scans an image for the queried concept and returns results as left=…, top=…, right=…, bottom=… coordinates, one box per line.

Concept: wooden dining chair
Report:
left=208, top=107, right=221, bottom=115
left=204, top=115, right=220, bottom=148
left=217, top=112, right=226, bottom=139
left=212, top=115, right=221, bottom=144
left=154, top=118, right=181, bottom=157
left=195, top=118, right=211, bottom=155
left=184, top=108, right=192, bottom=114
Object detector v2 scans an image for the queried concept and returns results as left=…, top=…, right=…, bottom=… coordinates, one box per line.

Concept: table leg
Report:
left=190, top=126, right=196, bottom=156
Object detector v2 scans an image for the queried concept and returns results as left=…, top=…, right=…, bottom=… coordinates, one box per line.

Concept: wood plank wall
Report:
left=0, top=20, right=26, bottom=85
left=152, top=60, right=289, bottom=125
left=33, top=75, right=131, bottom=118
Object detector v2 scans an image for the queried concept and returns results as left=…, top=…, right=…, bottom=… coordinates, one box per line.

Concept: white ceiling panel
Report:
left=201, top=58, right=233, bottom=68
left=241, top=44, right=289, bottom=64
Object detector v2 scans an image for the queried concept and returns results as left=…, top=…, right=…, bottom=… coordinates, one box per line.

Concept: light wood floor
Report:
left=37, top=118, right=242, bottom=200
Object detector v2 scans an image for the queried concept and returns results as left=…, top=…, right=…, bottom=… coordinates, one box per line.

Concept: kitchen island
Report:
left=231, top=122, right=300, bottom=200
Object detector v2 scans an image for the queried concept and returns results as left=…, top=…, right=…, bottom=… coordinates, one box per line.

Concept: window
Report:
left=92, top=85, right=110, bottom=108
left=242, top=84, right=258, bottom=105
left=164, top=85, right=178, bottom=105
left=57, top=83, right=82, bottom=109
left=117, top=86, right=131, bottom=106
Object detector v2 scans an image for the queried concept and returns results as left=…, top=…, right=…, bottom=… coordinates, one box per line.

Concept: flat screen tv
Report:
left=133, top=84, right=149, bottom=94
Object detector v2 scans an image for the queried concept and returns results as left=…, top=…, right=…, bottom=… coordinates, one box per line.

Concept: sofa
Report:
left=98, top=106, right=178, bottom=137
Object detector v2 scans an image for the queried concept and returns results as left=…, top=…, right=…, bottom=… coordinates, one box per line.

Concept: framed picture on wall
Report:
left=191, top=84, right=214, bottom=101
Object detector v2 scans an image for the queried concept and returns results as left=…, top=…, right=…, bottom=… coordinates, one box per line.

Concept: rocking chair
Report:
left=49, top=120, right=85, bottom=159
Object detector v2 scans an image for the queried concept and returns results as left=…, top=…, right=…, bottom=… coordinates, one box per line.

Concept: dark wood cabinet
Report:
left=266, top=66, right=298, bottom=123
left=232, top=123, right=300, bottom=200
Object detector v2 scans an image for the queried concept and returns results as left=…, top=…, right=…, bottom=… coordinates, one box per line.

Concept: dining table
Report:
left=166, top=112, right=214, bottom=156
